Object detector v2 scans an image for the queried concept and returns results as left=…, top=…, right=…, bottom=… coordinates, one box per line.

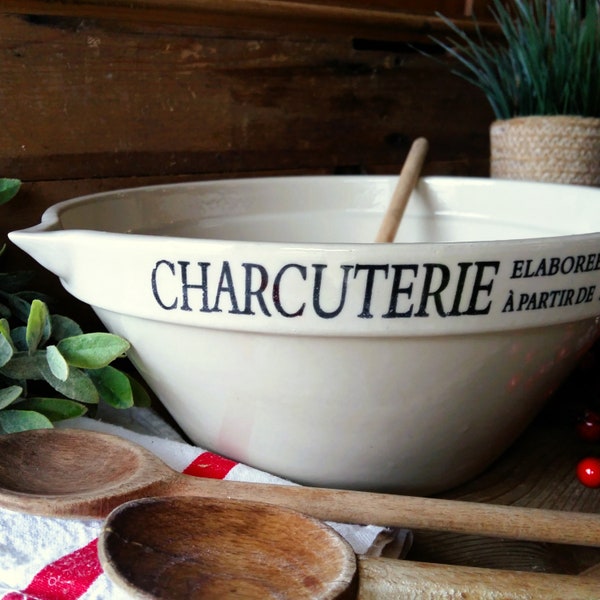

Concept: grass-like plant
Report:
left=0, top=178, right=150, bottom=432
left=432, top=0, right=600, bottom=120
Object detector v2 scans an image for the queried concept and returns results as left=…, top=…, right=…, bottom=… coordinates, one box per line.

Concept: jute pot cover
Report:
left=490, top=115, right=600, bottom=187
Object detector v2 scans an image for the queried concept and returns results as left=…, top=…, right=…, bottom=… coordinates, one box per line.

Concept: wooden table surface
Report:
left=409, top=341, right=600, bottom=576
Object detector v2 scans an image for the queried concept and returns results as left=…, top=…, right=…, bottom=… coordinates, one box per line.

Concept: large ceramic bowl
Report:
left=10, top=176, right=600, bottom=494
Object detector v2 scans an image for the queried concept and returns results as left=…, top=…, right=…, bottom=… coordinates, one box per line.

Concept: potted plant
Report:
left=433, top=0, right=600, bottom=186
left=0, top=178, right=150, bottom=432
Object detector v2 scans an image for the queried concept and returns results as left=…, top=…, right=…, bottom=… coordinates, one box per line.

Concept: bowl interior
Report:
left=54, top=176, right=600, bottom=244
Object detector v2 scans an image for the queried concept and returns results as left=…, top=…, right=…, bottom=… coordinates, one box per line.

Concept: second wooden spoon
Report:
left=99, top=496, right=600, bottom=600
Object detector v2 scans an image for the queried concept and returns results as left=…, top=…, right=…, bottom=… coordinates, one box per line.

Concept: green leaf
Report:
left=0, top=318, right=11, bottom=341
left=10, top=326, right=27, bottom=351
left=0, top=385, right=23, bottom=409
left=0, top=292, right=32, bottom=323
left=57, top=333, right=130, bottom=369
left=89, top=366, right=134, bottom=409
left=38, top=360, right=100, bottom=403
left=127, top=372, right=152, bottom=408
left=0, top=331, right=14, bottom=368
left=0, top=351, right=45, bottom=380
left=46, top=344, right=69, bottom=381
left=0, top=179, right=21, bottom=206
left=0, top=409, right=53, bottom=433
left=26, top=299, right=51, bottom=354
left=16, top=397, right=87, bottom=422
left=50, top=314, right=83, bottom=341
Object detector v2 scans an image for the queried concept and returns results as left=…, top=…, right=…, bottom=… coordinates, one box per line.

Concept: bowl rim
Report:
left=20, top=174, right=600, bottom=247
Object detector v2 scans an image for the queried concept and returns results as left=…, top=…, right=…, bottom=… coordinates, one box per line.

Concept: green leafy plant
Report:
left=0, top=179, right=20, bottom=206
left=431, top=0, right=600, bottom=119
left=0, top=179, right=150, bottom=433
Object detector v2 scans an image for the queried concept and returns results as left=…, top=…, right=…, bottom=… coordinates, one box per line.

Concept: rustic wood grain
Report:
left=2, top=0, right=499, bottom=43
left=0, top=13, right=492, bottom=186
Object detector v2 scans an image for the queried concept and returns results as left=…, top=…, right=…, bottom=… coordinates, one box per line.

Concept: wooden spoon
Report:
left=99, top=496, right=600, bottom=600
left=1, top=428, right=600, bottom=548
left=374, top=136, right=429, bottom=243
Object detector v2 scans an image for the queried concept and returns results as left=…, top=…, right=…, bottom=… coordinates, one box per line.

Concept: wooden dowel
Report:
left=375, top=137, right=429, bottom=243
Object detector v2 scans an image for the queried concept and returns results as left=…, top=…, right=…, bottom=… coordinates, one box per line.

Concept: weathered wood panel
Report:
left=2, top=0, right=499, bottom=43
left=0, top=13, right=493, bottom=189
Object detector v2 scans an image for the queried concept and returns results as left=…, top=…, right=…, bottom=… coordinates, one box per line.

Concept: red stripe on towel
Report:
left=4, top=538, right=102, bottom=600
left=183, top=451, right=238, bottom=479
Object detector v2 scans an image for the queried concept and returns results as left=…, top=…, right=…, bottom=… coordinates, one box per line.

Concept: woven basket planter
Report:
left=490, top=116, right=600, bottom=187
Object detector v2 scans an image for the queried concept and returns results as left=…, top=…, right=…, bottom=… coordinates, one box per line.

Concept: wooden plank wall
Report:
left=0, top=9, right=494, bottom=323
left=1, top=1, right=499, bottom=42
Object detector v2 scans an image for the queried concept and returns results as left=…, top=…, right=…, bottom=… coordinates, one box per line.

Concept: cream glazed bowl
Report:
left=9, top=176, right=600, bottom=494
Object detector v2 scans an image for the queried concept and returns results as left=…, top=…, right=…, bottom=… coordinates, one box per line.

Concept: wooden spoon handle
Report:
left=358, top=557, right=600, bottom=599
left=170, top=476, right=600, bottom=547
left=374, top=136, right=429, bottom=243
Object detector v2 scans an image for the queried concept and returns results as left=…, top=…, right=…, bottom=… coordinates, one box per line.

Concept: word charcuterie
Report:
left=151, top=259, right=499, bottom=319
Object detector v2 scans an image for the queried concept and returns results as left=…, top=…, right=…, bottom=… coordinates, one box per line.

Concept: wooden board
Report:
left=0, top=12, right=492, bottom=187
left=2, top=0, right=499, bottom=42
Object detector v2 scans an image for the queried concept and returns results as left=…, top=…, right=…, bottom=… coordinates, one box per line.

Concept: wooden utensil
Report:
left=374, top=136, right=429, bottom=243
left=99, top=496, right=600, bottom=600
left=1, top=428, right=600, bottom=548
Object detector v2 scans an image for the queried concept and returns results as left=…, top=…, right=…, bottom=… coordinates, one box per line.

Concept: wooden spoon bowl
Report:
left=100, top=496, right=357, bottom=600
left=0, top=428, right=174, bottom=513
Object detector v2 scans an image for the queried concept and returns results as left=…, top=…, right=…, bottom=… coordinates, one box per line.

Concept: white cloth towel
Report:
left=0, top=410, right=410, bottom=599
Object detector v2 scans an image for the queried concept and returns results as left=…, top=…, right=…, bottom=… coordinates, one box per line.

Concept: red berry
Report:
left=576, top=409, right=600, bottom=443
left=577, top=457, right=600, bottom=488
